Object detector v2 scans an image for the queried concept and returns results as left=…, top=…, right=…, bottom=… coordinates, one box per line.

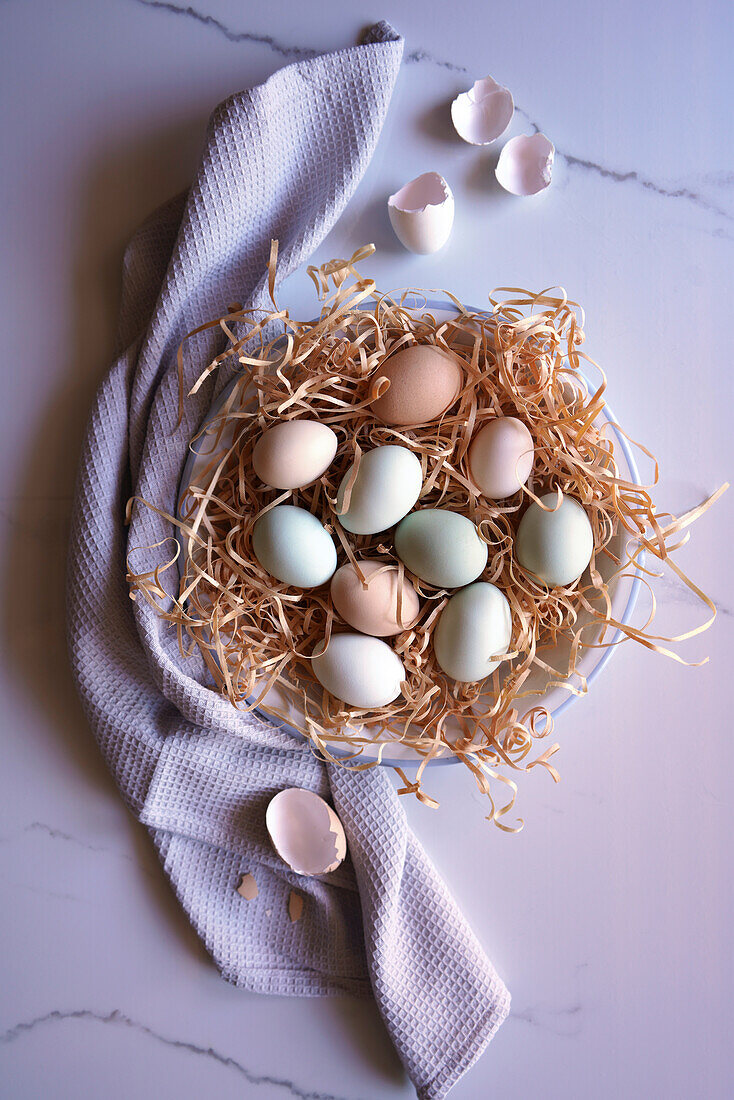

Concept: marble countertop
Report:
left=1, top=1, right=732, bottom=1096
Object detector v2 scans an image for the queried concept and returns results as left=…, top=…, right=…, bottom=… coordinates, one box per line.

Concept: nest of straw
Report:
left=128, top=243, right=724, bottom=827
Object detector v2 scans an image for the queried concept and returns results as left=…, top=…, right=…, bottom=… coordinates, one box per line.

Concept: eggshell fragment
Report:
left=451, top=75, right=514, bottom=145
left=336, top=445, right=422, bottom=535
left=330, top=560, right=420, bottom=637
left=516, top=492, right=593, bottom=587
left=495, top=133, right=555, bottom=196
left=388, top=172, right=454, bottom=254
left=311, top=633, right=405, bottom=709
left=288, top=891, right=304, bottom=922
left=252, top=420, right=337, bottom=489
left=252, top=505, right=336, bottom=588
left=266, top=788, right=347, bottom=876
left=370, top=344, right=463, bottom=426
left=236, top=873, right=258, bottom=900
left=468, top=416, right=534, bottom=499
left=434, top=582, right=512, bottom=682
left=395, top=508, right=488, bottom=589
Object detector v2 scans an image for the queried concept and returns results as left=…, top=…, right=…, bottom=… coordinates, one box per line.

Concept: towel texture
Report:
left=67, top=24, right=509, bottom=1098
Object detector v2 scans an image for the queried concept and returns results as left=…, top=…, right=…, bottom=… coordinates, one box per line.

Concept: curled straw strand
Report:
left=128, top=242, right=726, bottom=831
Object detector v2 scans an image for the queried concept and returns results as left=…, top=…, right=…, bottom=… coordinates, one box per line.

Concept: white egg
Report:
left=495, top=133, right=555, bottom=196
left=311, top=633, right=405, bottom=709
left=336, top=445, right=422, bottom=535
left=387, top=171, right=454, bottom=254
left=266, top=788, right=347, bottom=876
left=434, top=582, right=512, bottom=682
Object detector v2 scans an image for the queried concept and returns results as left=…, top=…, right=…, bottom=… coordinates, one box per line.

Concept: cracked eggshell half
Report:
left=388, top=171, right=454, bottom=254
left=451, top=75, right=514, bottom=145
left=266, top=788, right=347, bottom=877
left=495, top=133, right=555, bottom=196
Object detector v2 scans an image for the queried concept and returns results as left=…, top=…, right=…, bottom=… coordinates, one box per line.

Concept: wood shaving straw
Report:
left=127, top=242, right=726, bottom=830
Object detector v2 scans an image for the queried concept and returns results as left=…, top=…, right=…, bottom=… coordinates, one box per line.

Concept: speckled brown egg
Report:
left=330, top=560, right=420, bottom=637
left=369, top=344, right=463, bottom=426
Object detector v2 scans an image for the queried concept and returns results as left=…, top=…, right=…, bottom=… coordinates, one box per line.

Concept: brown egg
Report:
left=370, top=344, right=463, bottom=426
left=330, top=560, right=420, bottom=637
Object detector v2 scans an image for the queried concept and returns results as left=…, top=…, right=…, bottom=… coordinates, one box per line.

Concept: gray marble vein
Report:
left=510, top=1001, right=584, bottom=1038
left=0, top=1009, right=358, bottom=1100
left=514, top=106, right=733, bottom=222
left=132, top=0, right=320, bottom=58
left=128, top=0, right=732, bottom=223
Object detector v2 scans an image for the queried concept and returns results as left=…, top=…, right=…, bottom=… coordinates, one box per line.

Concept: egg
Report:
left=252, top=505, right=336, bottom=588
left=434, top=582, right=512, bottom=682
left=516, top=492, right=593, bottom=587
left=370, top=344, right=463, bottom=426
left=394, top=508, right=488, bottom=589
left=495, top=133, right=555, bottom=196
left=387, top=171, right=454, bottom=254
left=336, top=445, right=422, bottom=535
left=330, top=560, right=420, bottom=637
left=311, top=633, right=405, bottom=709
left=451, top=75, right=514, bottom=146
left=468, top=416, right=534, bottom=499
left=252, top=419, right=337, bottom=489
left=265, top=788, right=347, bottom=876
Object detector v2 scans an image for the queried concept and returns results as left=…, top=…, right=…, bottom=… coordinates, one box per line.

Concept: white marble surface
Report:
left=1, top=1, right=732, bottom=1097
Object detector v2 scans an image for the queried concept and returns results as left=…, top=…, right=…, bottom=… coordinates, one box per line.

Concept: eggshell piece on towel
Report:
left=516, top=492, right=594, bottom=587
left=451, top=75, right=514, bottom=145
left=434, top=582, right=512, bottom=682
left=468, top=416, right=534, bottom=499
left=370, top=344, right=463, bottom=426
left=311, top=633, right=405, bottom=709
left=388, top=171, right=454, bottom=254
left=266, top=788, right=347, bottom=877
left=252, top=420, right=337, bottom=489
left=330, top=560, right=420, bottom=637
left=252, top=505, right=336, bottom=588
left=495, top=133, right=555, bottom=196
left=395, top=508, right=488, bottom=589
left=336, top=445, right=422, bottom=535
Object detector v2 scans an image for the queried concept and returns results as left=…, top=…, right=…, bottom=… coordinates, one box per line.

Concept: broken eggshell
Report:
left=266, top=788, right=347, bottom=876
left=495, top=133, right=555, bottom=196
left=388, top=171, right=454, bottom=254
left=451, top=75, right=514, bottom=145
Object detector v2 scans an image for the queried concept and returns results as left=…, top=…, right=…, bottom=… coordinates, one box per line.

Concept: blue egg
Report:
left=252, top=505, right=336, bottom=588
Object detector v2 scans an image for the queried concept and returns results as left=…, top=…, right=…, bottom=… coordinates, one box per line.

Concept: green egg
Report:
left=434, top=582, right=512, bottom=682
left=516, top=493, right=593, bottom=587
left=252, top=505, right=336, bottom=588
left=394, top=508, right=488, bottom=588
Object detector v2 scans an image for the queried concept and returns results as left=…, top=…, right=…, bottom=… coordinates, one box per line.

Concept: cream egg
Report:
left=516, top=492, right=593, bottom=587
left=252, top=419, right=337, bottom=490
left=330, top=560, right=420, bottom=637
left=468, top=416, right=534, bottom=499
left=266, top=788, right=346, bottom=876
left=252, top=505, right=336, bottom=588
left=434, top=582, right=512, bottom=682
left=336, top=445, right=422, bottom=535
left=394, top=508, right=488, bottom=589
left=311, top=633, right=405, bottom=709
left=370, top=344, right=463, bottom=427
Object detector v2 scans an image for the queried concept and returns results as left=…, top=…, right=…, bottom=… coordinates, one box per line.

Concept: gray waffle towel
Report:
left=67, top=23, right=510, bottom=1099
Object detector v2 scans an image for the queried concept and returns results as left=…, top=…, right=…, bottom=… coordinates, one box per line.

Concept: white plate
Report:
left=178, top=299, right=643, bottom=767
